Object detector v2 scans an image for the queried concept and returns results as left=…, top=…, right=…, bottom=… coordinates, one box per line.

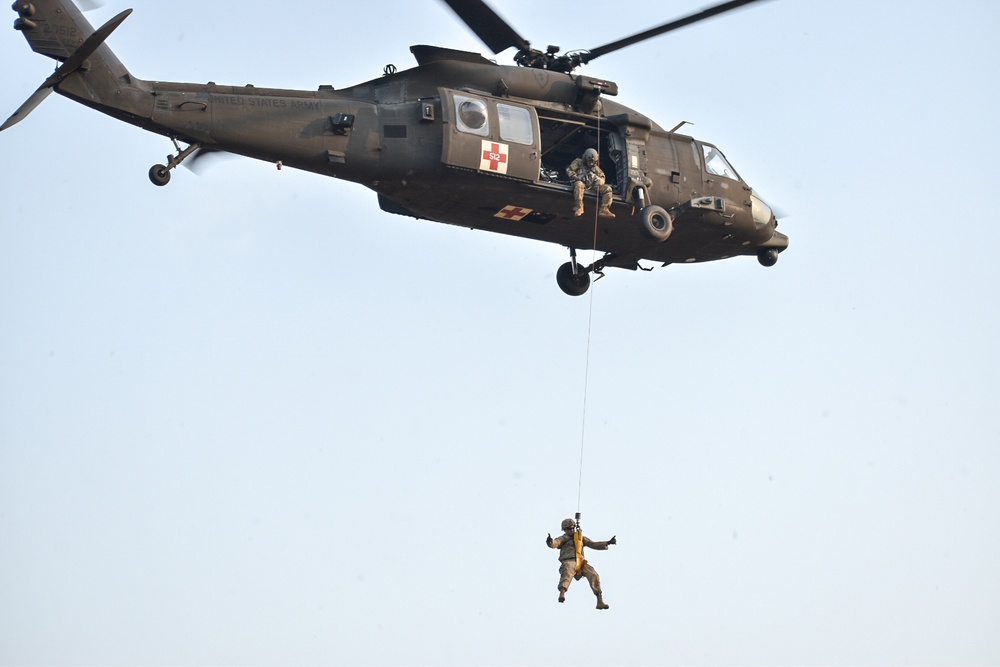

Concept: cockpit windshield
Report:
left=702, top=144, right=740, bottom=181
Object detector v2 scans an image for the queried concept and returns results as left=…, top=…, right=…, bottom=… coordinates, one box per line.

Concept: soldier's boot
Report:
left=572, top=182, right=585, bottom=216
left=595, top=593, right=609, bottom=610
left=597, top=188, right=615, bottom=218
left=558, top=586, right=567, bottom=603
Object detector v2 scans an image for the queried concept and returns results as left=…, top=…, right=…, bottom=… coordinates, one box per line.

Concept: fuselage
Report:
left=12, top=0, right=786, bottom=271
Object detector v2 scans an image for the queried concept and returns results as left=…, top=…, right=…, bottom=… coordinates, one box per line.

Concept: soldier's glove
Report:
left=608, top=535, right=617, bottom=546
left=546, top=533, right=553, bottom=547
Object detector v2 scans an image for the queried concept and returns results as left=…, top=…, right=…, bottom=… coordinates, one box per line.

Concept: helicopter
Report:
left=3, top=0, right=787, bottom=296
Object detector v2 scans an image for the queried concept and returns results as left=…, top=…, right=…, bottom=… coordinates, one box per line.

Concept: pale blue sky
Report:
left=2, top=1, right=999, bottom=665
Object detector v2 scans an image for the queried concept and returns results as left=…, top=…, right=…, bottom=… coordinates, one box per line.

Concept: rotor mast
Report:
left=440, top=0, right=770, bottom=73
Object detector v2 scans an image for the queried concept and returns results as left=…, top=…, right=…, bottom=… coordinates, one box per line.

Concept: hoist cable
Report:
left=576, top=111, right=604, bottom=515
left=576, top=283, right=594, bottom=514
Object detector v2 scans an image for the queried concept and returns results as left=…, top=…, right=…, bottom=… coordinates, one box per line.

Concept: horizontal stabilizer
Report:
left=1, top=8, right=132, bottom=132
left=0, top=87, right=54, bottom=132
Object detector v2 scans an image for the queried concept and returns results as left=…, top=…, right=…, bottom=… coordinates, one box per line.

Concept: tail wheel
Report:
left=149, top=164, right=171, bottom=187
left=556, top=262, right=591, bottom=297
left=639, top=205, right=673, bottom=241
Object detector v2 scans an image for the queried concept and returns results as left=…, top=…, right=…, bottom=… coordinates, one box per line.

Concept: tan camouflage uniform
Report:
left=547, top=519, right=613, bottom=609
left=551, top=533, right=609, bottom=592
left=566, top=155, right=614, bottom=217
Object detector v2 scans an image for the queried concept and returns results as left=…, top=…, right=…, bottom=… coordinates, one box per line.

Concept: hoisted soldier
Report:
left=566, top=148, right=615, bottom=219
left=546, top=517, right=616, bottom=610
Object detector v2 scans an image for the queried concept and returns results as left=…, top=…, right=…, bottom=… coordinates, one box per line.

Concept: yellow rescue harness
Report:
left=573, top=518, right=588, bottom=579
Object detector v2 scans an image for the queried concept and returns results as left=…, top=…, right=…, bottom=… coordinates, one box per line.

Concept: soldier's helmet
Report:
left=583, top=148, right=598, bottom=164
left=561, top=518, right=576, bottom=531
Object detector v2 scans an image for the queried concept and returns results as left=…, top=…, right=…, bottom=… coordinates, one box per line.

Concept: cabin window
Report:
left=454, top=95, right=489, bottom=137
left=702, top=144, right=740, bottom=181
left=497, top=103, right=533, bottom=145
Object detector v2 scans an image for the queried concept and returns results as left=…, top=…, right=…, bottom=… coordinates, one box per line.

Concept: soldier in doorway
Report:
left=566, top=148, right=615, bottom=218
left=546, top=517, right=616, bottom=609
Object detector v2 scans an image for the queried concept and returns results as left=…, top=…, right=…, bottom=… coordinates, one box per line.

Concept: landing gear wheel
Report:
left=758, top=248, right=779, bottom=267
left=639, top=205, right=673, bottom=241
left=149, top=164, right=171, bottom=187
left=556, top=261, right=591, bottom=297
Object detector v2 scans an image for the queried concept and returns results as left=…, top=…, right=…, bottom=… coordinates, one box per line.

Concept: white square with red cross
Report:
left=480, top=140, right=509, bottom=174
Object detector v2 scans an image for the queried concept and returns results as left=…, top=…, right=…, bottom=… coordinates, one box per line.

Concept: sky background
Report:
left=2, top=1, right=999, bottom=665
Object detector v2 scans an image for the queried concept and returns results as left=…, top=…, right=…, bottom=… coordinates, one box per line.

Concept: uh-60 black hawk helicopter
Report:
left=3, top=0, right=787, bottom=295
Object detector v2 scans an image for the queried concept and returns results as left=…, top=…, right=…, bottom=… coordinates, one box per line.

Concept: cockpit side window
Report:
left=702, top=144, right=740, bottom=181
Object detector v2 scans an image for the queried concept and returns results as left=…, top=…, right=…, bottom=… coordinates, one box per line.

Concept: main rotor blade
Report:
left=439, top=0, right=531, bottom=54
left=580, top=0, right=767, bottom=65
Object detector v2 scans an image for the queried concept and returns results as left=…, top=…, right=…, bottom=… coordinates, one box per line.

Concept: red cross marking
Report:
left=497, top=206, right=529, bottom=219
left=482, top=143, right=507, bottom=171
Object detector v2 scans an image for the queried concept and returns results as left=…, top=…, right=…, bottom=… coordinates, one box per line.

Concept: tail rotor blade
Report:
left=183, top=148, right=236, bottom=175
